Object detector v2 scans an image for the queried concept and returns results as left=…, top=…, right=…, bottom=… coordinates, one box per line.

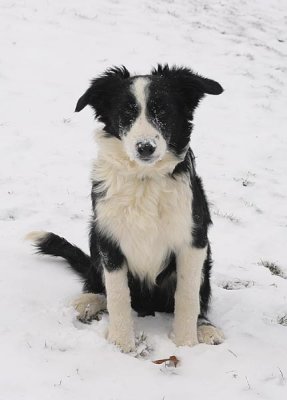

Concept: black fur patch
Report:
left=75, top=66, right=136, bottom=138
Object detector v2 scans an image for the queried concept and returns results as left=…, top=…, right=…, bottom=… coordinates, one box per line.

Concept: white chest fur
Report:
left=92, top=134, right=193, bottom=283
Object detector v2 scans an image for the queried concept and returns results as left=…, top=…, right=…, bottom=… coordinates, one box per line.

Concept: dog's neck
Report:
left=93, top=130, right=183, bottom=181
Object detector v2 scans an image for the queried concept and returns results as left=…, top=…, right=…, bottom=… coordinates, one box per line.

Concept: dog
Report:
left=27, top=65, right=224, bottom=352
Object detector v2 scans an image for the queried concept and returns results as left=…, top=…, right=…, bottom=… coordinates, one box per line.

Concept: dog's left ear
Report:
left=152, top=64, right=223, bottom=116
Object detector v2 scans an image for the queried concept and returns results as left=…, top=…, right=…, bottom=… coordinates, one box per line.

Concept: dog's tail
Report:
left=25, top=231, right=91, bottom=278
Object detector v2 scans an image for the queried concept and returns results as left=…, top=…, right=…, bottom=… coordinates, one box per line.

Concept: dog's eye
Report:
left=155, top=109, right=167, bottom=118
left=149, top=100, right=168, bottom=119
left=123, top=103, right=138, bottom=118
left=152, top=107, right=168, bottom=122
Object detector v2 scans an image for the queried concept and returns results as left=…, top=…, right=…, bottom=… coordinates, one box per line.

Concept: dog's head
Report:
left=75, top=65, right=223, bottom=166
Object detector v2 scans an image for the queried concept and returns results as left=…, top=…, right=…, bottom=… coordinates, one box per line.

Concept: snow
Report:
left=1, top=0, right=287, bottom=398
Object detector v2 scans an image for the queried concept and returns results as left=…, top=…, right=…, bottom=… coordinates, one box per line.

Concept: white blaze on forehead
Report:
left=122, top=77, right=167, bottom=164
left=132, top=77, right=149, bottom=114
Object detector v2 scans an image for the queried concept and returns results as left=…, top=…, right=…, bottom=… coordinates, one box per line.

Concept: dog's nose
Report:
left=136, top=141, right=156, bottom=158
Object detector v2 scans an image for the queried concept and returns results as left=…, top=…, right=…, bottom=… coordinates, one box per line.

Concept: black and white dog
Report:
left=28, top=65, right=224, bottom=352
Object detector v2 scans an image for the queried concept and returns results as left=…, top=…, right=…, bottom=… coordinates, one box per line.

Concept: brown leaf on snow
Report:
left=152, top=355, right=179, bottom=367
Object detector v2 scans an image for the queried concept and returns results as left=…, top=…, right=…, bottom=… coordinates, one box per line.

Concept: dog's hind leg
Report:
left=73, top=293, right=107, bottom=323
left=197, top=315, right=224, bottom=345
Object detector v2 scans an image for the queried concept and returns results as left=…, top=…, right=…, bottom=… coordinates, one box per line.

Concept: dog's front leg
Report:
left=172, top=246, right=207, bottom=347
left=104, top=263, right=135, bottom=352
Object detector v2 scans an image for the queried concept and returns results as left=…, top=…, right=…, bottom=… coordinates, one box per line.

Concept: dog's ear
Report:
left=152, top=64, right=223, bottom=116
left=75, top=66, right=130, bottom=116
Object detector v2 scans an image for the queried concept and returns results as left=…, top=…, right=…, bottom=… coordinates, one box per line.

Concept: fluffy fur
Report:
left=28, top=65, right=224, bottom=351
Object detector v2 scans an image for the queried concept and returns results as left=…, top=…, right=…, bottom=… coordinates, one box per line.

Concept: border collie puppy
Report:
left=28, top=65, right=224, bottom=352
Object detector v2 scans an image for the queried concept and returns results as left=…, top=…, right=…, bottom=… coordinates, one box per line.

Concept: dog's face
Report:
left=75, top=65, right=223, bottom=165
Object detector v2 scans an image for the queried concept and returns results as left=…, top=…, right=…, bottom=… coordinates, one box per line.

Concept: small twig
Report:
left=245, top=376, right=251, bottom=390
left=278, top=367, right=285, bottom=383
left=228, top=349, right=238, bottom=358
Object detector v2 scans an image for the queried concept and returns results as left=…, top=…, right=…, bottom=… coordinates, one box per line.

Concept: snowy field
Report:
left=1, top=0, right=287, bottom=398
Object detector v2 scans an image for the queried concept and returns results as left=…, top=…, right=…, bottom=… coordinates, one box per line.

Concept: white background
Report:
left=1, top=0, right=287, bottom=399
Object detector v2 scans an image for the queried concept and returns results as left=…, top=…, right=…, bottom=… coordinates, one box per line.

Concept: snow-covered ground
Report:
left=1, top=0, right=287, bottom=398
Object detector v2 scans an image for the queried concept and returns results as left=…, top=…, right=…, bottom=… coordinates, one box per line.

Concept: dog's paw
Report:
left=108, top=330, right=136, bottom=353
left=170, top=331, right=199, bottom=347
left=197, top=324, right=224, bottom=345
left=73, top=293, right=107, bottom=323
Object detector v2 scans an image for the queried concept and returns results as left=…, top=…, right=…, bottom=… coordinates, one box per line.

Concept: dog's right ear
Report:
left=75, top=66, right=130, bottom=116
